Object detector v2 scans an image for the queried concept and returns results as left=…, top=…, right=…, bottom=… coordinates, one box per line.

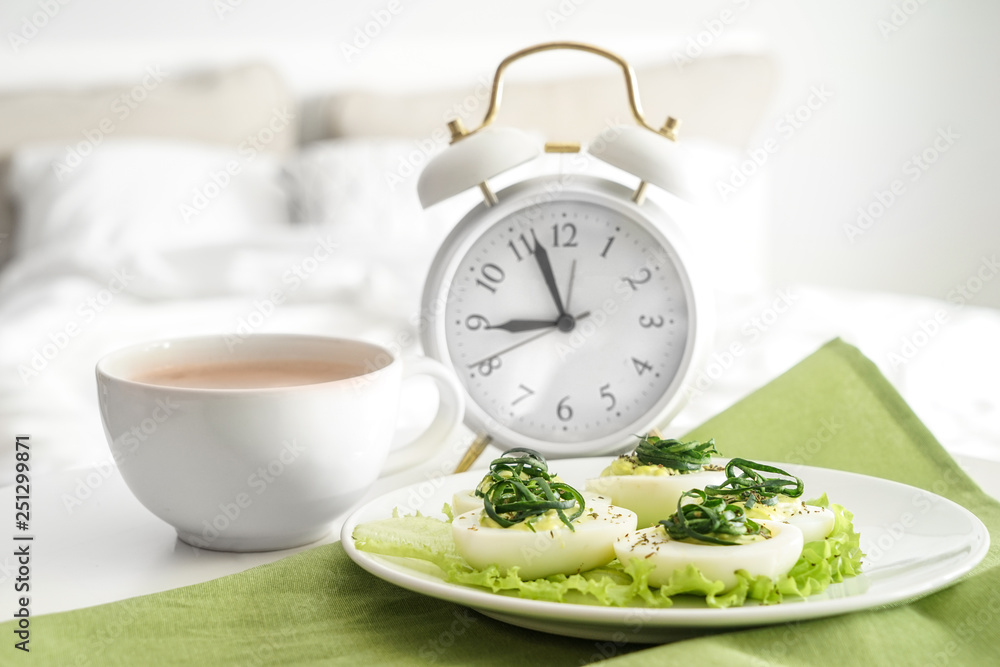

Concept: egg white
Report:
left=451, top=502, right=637, bottom=580
left=748, top=500, right=835, bottom=543
left=451, top=489, right=482, bottom=516
left=585, top=468, right=730, bottom=528
left=614, top=520, right=804, bottom=590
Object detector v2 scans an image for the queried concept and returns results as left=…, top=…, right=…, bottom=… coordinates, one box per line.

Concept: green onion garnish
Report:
left=703, top=458, right=803, bottom=508
left=482, top=476, right=585, bottom=532
left=659, top=488, right=768, bottom=545
left=633, top=435, right=718, bottom=471
left=475, top=447, right=552, bottom=498
left=476, top=447, right=584, bottom=531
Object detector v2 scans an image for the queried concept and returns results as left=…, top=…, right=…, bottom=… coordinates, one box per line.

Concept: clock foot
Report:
left=454, top=433, right=494, bottom=473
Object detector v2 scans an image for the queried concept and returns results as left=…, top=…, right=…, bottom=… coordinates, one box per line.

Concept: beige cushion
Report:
left=323, top=54, right=776, bottom=149
left=0, top=63, right=295, bottom=267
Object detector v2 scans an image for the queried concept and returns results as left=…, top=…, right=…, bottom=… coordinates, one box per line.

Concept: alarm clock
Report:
left=416, top=42, right=713, bottom=470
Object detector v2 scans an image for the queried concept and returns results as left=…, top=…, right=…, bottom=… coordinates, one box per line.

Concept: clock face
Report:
left=424, top=176, right=703, bottom=455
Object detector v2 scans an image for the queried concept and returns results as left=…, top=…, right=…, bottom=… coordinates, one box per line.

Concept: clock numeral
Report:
left=631, top=357, right=653, bottom=376
left=465, top=314, right=490, bottom=330
left=512, top=384, right=535, bottom=406
left=552, top=222, right=578, bottom=248
left=475, top=263, right=506, bottom=293
left=556, top=396, right=574, bottom=422
left=639, top=315, right=665, bottom=328
left=599, top=383, right=616, bottom=411
left=621, top=267, right=652, bottom=291
left=600, top=236, right=616, bottom=258
left=507, top=233, right=535, bottom=262
left=477, top=356, right=502, bottom=376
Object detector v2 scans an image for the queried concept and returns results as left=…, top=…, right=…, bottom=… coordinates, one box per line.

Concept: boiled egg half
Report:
left=452, top=502, right=637, bottom=580
left=614, top=520, right=804, bottom=590
left=586, top=464, right=729, bottom=528
left=746, top=499, right=835, bottom=544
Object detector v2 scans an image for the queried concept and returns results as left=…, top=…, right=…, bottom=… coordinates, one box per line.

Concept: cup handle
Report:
left=379, top=356, right=465, bottom=476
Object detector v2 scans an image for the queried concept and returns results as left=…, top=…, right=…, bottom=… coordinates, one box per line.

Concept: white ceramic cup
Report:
left=95, top=334, right=464, bottom=552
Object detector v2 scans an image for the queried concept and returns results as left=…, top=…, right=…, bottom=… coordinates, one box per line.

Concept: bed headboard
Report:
left=315, top=53, right=776, bottom=149
left=0, top=54, right=776, bottom=269
left=0, top=63, right=296, bottom=267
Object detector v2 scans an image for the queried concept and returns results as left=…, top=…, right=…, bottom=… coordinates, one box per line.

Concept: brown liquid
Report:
left=132, top=359, right=365, bottom=389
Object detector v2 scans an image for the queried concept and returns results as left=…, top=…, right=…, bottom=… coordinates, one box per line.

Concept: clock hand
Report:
left=467, top=311, right=591, bottom=369
left=533, top=238, right=568, bottom=318
left=487, top=319, right=558, bottom=333
left=564, top=259, right=578, bottom=312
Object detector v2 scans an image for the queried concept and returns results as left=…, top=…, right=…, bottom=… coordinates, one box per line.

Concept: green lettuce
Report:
left=351, top=496, right=864, bottom=609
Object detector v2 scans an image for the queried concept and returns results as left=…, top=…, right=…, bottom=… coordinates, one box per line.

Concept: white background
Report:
left=1, top=0, right=997, bottom=308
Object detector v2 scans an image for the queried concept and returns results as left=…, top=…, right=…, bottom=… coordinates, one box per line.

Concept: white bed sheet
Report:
left=0, top=138, right=996, bottom=490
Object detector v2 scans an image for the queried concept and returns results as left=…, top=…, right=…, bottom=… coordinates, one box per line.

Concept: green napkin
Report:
left=5, top=339, right=998, bottom=665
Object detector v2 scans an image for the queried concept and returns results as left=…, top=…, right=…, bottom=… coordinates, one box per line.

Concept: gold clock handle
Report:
left=464, top=41, right=678, bottom=141
left=454, top=433, right=493, bottom=473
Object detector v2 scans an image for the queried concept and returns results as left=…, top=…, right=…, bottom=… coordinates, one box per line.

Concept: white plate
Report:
left=341, top=458, right=990, bottom=642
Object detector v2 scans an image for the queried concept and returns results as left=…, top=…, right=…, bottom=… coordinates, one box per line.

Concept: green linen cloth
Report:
left=5, top=339, right=998, bottom=665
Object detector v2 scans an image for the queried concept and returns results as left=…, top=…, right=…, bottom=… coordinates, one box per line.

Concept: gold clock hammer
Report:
left=453, top=433, right=493, bottom=473
left=444, top=41, right=680, bottom=209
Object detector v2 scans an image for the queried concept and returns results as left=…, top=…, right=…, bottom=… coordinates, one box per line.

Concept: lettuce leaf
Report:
left=351, top=511, right=465, bottom=572
left=351, top=494, right=863, bottom=609
left=730, top=494, right=865, bottom=606
left=448, top=558, right=674, bottom=607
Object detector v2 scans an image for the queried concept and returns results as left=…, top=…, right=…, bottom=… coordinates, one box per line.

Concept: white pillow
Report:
left=5, top=139, right=291, bottom=298
left=282, top=138, right=472, bottom=320
left=283, top=136, right=773, bottom=305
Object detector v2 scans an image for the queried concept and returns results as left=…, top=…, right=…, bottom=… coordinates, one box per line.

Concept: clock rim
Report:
left=419, top=174, right=713, bottom=458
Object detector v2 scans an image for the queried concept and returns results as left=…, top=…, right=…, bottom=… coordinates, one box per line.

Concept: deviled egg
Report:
left=452, top=446, right=636, bottom=579
left=586, top=436, right=728, bottom=528
left=745, top=498, right=835, bottom=543
left=453, top=501, right=637, bottom=580
left=615, top=519, right=804, bottom=590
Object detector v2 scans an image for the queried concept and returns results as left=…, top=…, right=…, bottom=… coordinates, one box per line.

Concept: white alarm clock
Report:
left=416, top=42, right=712, bottom=470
